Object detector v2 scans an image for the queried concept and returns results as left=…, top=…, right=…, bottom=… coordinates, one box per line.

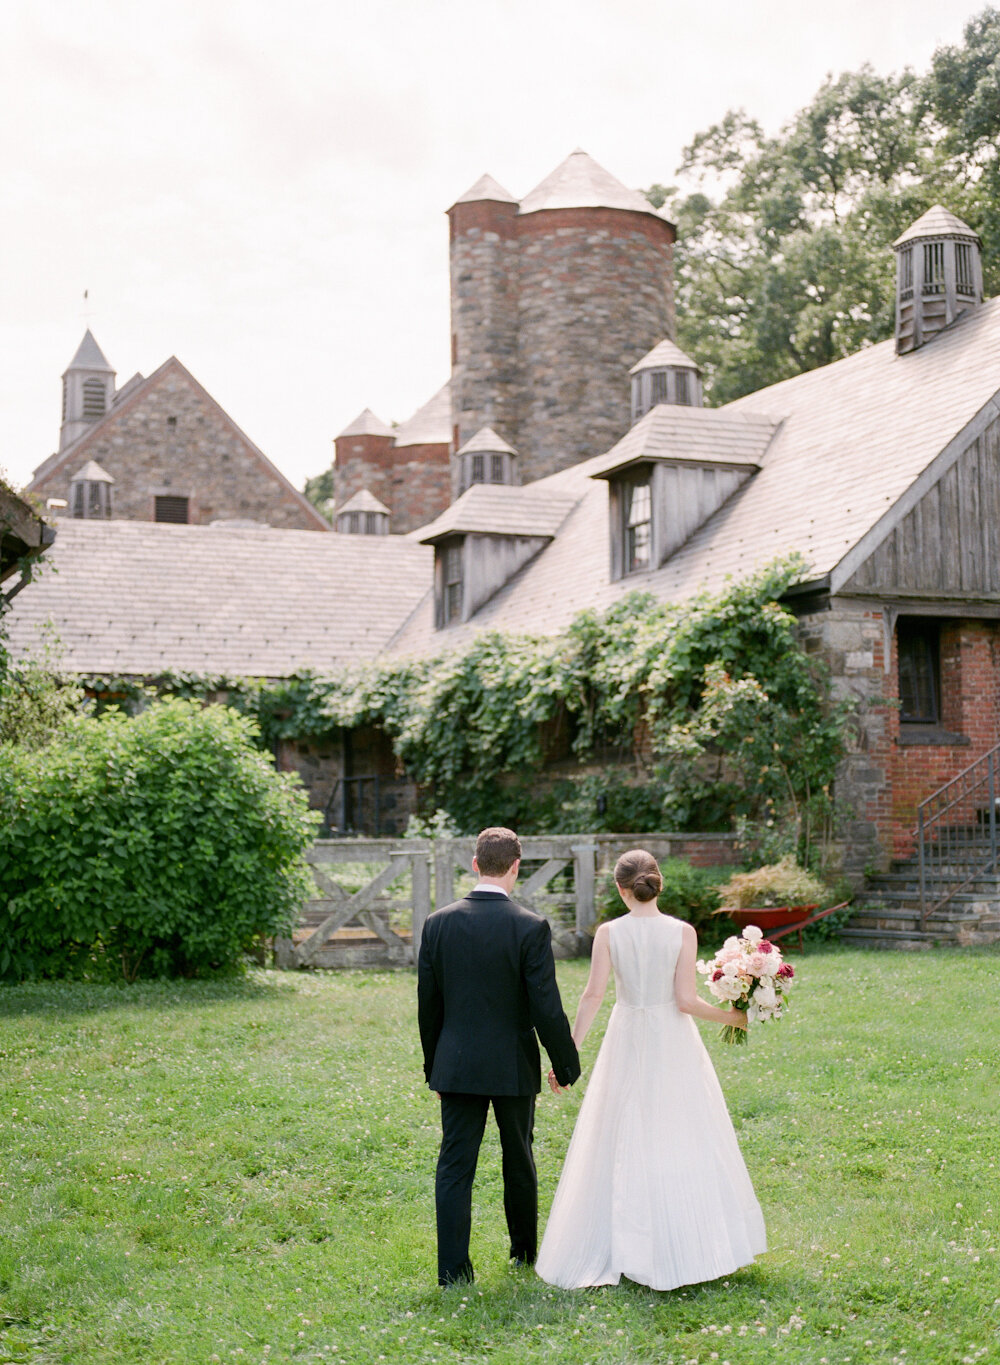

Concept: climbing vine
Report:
left=77, top=555, right=850, bottom=845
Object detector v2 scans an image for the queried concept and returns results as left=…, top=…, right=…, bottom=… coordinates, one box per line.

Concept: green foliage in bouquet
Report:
left=0, top=698, right=319, bottom=982
left=714, top=855, right=830, bottom=909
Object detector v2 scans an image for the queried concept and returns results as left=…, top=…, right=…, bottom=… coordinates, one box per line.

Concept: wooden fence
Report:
left=275, top=832, right=738, bottom=970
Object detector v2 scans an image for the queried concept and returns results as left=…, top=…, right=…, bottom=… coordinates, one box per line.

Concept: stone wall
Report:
left=448, top=202, right=674, bottom=486
left=33, top=361, right=326, bottom=532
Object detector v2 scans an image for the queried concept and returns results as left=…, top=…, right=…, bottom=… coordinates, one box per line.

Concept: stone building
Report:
left=28, top=335, right=329, bottom=532
left=9, top=186, right=1000, bottom=944
left=332, top=149, right=674, bottom=523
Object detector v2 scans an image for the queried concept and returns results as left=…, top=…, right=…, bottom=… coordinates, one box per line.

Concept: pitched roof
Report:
left=388, top=295, right=1000, bottom=656
left=416, top=484, right=579, bottom=543
left=64, top=329, right=114, bottom=374
left=455, top=426, right=517, bottom=457
left=587, top=405, right=779, bottom=478
left=4, top=519, right=431, bottom=679
left=337, top=408, right=393, bottom=438
left=70, top=460, right=114, bottom=484
left=894, top=205, right=981, bottom=247
left=453, top=173, right=518, bottom=206
left=630, top=338, right=700, bottom=374
left=393, top=381, right=451, bottom=447
left=518, top=149, right=656, bottom=217
left=28, top=356, right=331, bottom=533
left=337, top=488, right=390, bottom=515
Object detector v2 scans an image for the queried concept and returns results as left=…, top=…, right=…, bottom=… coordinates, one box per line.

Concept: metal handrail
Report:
left=916, top=740, right=1000, bottom=928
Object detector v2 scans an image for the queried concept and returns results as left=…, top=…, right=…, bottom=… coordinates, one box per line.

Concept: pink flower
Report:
left=756, top=940, right=775, bottom=953
left=777, top=963, right=795, bottom=979
left=747, top=951, right=770, bottom=976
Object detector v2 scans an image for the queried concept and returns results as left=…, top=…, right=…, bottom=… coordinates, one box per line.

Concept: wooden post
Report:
left=411, top=850, right=432, bottom=962
left=572, top=842, right=598, bottom=939
left=434, top=840, right=456, bottom=910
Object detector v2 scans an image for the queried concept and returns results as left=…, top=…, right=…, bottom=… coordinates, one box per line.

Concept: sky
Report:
left=0, top=0, right=984, bottom=495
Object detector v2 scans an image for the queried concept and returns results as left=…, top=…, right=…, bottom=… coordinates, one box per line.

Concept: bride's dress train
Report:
left=536, top=914, right=766, bottom=1290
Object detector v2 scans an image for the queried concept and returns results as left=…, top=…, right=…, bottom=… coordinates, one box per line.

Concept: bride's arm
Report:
left=674, top=922, right=747, bottom=1028
left=570, top=922, right=612, bottom=1049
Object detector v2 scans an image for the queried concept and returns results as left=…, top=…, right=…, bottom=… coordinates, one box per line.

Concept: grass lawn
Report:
left=1, top=945, right=997, bottom=1365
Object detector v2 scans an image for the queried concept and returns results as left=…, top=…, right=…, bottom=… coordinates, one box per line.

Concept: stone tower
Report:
left=448, top=149, right=675, bottom=485
left=60, top=330, right=116, bottom=451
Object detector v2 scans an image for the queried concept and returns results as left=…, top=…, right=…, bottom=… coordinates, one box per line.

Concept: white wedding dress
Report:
left=536, top=913, right=766, bottom=1290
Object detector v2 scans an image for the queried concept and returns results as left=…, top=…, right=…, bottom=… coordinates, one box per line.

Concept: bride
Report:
left=535, top=849, right=766, bottom=1291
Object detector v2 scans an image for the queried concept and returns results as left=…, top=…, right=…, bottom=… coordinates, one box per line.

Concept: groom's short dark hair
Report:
left=475, top=827, right=521, bottom=876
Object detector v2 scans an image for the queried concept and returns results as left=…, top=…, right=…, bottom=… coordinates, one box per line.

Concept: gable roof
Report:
left=416, top=484, right=579, bottom=543
left=28, top=356, right=331, bottom=533
left=4, top=519, right=431, bottom=679
left=388, top=294, right=1000, bottom=656
left=587, top=405, right=779, bottom=478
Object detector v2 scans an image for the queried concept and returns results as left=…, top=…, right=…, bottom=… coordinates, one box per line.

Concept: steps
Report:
left=844, top=834, right=1000, bottom=949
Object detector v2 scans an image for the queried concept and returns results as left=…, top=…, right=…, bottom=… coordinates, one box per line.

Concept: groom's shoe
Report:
left=509, top=1249, right=535, bottom=1268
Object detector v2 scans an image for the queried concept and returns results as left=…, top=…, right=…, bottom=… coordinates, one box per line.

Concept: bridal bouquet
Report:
left=697, top=925, right=794, bottom=1045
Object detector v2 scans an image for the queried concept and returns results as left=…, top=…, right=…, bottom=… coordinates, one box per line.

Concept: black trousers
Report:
left=435, top=1091, right=537, bottom=1285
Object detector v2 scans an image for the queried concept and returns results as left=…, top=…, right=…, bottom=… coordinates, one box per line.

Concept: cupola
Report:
left=455, top=427, right=518, bottom=493
left=335, top=488, right=390, bottom=535
left=69, top=460, right=114, bottom=520
left=60, top=330, right=116, bottom=451
left=629, top=339, right=702, bottom=424
left=893, top=206, right=983, bottom=355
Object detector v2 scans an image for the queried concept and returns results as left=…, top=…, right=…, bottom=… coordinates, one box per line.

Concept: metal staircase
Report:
left=843, top=741, right=1000, bottom=949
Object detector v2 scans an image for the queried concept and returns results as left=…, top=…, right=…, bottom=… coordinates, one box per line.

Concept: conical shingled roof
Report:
left=64, top=329, right=114, bottom=374
left=455, top=426, right=517, bottom=457
left=894, top=205, right=981, bottom=248
left=337, top=488, right=390, bottom=516
left=518, top=148, right=654, bottom=217
left=70, top=459, right=114, bottom=484
left=629, top=338, right=700, bottom=374
left=453, top=173, right=517, bottom=206
left=336, top=408, right=393, bottom=439
left=393, top=381, right=451, bottom=447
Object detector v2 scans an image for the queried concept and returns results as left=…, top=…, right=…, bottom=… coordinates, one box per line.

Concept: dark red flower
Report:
left=777, top=963, right=795, bottom=978
left=711, top=969, right=724, bottom=982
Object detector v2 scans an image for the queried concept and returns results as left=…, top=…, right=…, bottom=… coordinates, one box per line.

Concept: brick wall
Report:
left=798, top=603, right=1000, bottom=874
left=332, top=434, right=451, bottom=535
left=33, top=360, right=326, bottom=532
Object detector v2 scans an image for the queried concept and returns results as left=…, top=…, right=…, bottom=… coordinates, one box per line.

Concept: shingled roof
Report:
left=5, top=519, right=431, bottom=678
left=388, top=295, right=1000, bottom=656
left=416, top=484, right=579, bottom=544
left=518, top=149, right=658, bottom=218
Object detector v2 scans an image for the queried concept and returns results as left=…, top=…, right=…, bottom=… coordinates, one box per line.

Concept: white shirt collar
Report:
left=472, top=882, right=508, bottom=895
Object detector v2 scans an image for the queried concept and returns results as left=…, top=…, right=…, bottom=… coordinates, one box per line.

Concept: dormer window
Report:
left=629, top=339, right=703, bottom=423
left=442, top=539, right=464, bottom=624
left=624, top=479, right=651, bottom=574
left=335, top=488, right=390, bottom=535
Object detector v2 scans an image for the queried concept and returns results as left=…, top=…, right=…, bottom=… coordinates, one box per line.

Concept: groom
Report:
left=417, top=826, right=581, bottom=1286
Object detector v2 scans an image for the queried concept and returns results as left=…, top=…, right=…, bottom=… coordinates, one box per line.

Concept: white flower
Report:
left=754, top=980, right=778, bottom=1009
left=742, top=925, right=764, bottom=944
left=712, top=976, right=746, bottom=1002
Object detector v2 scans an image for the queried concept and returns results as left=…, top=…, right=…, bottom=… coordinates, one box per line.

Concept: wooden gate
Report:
left=275, top=840, right=432, bottom=969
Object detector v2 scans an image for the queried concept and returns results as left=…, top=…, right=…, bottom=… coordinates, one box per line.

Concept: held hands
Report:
left=547, top=1068, right=568, bottom=1095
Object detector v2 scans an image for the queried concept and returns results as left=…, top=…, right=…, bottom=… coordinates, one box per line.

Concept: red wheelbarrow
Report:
left=724, top=901, right=851, bottom=952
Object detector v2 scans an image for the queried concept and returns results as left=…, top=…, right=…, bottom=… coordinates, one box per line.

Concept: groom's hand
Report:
left=547, top=1069, right=567, bottom=1095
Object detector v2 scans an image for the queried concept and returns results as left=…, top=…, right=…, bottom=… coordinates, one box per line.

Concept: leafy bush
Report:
left=599, top=858, right=733, bottom=934
left=715, top=855, right=830, bottom=909
left=0, top=699, right=319, bottom=982
left=0, top=657, right=86, bottom=747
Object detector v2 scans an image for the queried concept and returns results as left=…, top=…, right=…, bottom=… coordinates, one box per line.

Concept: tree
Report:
left=303, top=467, right=334, bottom=522
left=654, top=10, right=1000, bottom=403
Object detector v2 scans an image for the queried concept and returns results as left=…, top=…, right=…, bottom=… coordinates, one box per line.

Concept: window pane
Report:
left=898, top=626, right=938, bottom=723
left=674, top=370, right=690, bottom=405
left=899, top=246, right=914, bottom=300
left=624, top=481, right=651, bottom=573
left=471, top=454, right=484, bottom=484
left=956, top=242, right=975, bottom=296
left=650, top=371, right=668, bottom=405
left=922, top=242, right=945, bottom=296
left=490, top=454, right=505, bottom=483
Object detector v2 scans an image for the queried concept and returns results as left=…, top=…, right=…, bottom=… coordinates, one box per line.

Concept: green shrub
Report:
left=0, top=657, right=85, bottom=747
left=598, top=858, right=733, bottom=934
left=0, top=699, right=319, bottom=982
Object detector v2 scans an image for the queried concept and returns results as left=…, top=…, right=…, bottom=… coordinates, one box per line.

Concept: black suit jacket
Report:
left=417, top=891, right=581, bottom=1096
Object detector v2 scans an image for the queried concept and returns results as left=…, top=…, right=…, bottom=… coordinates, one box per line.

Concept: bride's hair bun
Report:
left=613, top=849, right=663, bottom=903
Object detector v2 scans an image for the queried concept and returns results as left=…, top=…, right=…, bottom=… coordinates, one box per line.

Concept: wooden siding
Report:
left=844, top=413, right=1000, bottom=597
left=653, top=462, right=753, bottom=564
